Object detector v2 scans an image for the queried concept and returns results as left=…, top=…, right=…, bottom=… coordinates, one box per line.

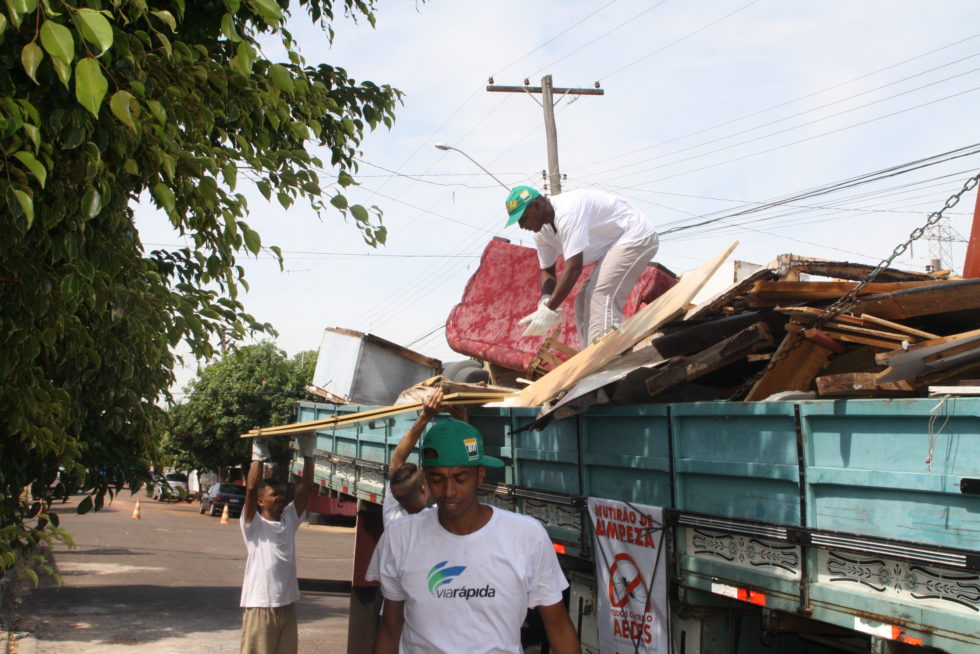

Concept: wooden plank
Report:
left=772, top=256, right=937, bottom=282
left=749, top=280, right=941, bottom=305
left=858, top=314, right=939, bottom=340
left=684, top=267, right=776, bottom=321
left=816, top=373, right=915, bottom=397
left=495, top=243, right=738, bottom=408
left=646, top=322, right=773, bottom=398
left=241, top=392, right=513, bottom=438
left=745, top=330, right=834, bottom=401
left=776, top=306, right=935, bottom=341
left=784, top=322, right=895, bottom=350
left=850, top=278, right=980, bottom=320
left=875, top=328, right=980, bottom=383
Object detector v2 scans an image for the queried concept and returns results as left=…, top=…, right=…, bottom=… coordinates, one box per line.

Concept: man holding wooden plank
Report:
left=506, top=186, right=659, bottom=349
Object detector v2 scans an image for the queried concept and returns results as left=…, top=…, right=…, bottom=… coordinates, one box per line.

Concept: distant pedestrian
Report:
left=240, top=434, right=316, bottom=654
left=367, top=418, right=580, bottom=654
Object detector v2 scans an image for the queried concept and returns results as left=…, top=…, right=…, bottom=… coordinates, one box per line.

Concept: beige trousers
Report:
left=574, top=232, right=660, bottom=350
left=241, top=604, right=298, bottom=654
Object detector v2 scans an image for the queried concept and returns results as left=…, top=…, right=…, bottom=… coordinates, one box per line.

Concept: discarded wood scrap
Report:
left=849, top=278, right=980, bottom=321
left=815, top=373, right=915, bottom=398
left=875, top=328, right=980, bottom=383
left=744, top=325, right=836, bottom=401
left=748, top=280, right=941, bottom=306
left=646, top=322, right=773, bottom=398
left=767, top=255, right=944, bottom=283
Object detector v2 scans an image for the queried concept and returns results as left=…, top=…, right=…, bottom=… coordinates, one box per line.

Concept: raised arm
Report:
left=293, top=434, right=316, bottom=518
left=243, top=437, right=270, bottom=525
left=389, top=388, right=444, bottom=473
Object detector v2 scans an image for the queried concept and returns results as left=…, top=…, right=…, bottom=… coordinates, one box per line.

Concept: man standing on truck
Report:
left=506, top=186, right=659, bottom=349
left=367, top=418, right=580, bottom=654
left=240, top=434, right=316, bottom=654
left=384, top=388, right=468, bottom=526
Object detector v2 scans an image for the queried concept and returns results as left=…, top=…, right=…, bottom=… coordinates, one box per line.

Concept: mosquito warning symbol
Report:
left=607, top=552, right=650, bottom=611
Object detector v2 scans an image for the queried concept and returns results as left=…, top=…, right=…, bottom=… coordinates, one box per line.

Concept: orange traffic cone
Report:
left=131, top=498, right=142, bottom=520
left=220, top=503, right=230, bottom=525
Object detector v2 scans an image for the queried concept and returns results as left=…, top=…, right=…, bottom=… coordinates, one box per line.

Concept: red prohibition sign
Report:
left=607, top=552, right=649, bottom=610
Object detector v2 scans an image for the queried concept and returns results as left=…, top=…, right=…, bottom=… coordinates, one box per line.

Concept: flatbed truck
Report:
left=291, top=395, right=980, bottom=654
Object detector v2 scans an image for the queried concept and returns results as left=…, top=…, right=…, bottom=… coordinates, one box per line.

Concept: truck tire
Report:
left=442, top=360, right=489, bottom=384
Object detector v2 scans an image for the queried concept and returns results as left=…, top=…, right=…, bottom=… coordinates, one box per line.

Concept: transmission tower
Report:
left=925, top=216, right=967, bottom=274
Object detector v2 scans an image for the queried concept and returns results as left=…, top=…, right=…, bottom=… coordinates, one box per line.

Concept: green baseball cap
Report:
left=505, top=186, right=541, bottom=226
left=421, top=418, right=504, bottom=468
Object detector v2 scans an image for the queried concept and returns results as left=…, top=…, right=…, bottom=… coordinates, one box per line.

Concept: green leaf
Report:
left=76, top=495, right=93, bottom=514
left=150, top=10, right=176, bottom=32
left=350, top=204, right=369, bottom=223
left=338, top=171, right=354, bottom=187
left=123, top=158, right=138, bottom=175
left=51, top=56, right=71, bottom=88
left=242, top=224, right=261, bottom=255
left=220, top=13, right=241, bottom=42
left=221, top=163, right=237, bottom=190
left=269, top=64, right=293, bottom=93
left=74, top=58, right=108, bottom=117
left=22, top=123, right=40, bottom=151
left=14, top=151, right=46, bottom=188
left=75, top=8, right=113, bottom=56
left=146, top=99, right=166, bottom=124
left=256, top=180, right=271, bottom=201
left=0, top=14, right=7, bottom=35
left=21, top=42, right=43, bottom=84
left=230, top=40, right=252, bottom=76
left=224, top=0, right=240, bottom=13
left=330, top=194, right=348, bottom=210
left=40, top=20, right=74, bottom=64
left=81, top=187, right=102, bottom=218
left=341, top=116, right=356, bottom=137
left=152, top=182, right=176, bottom=215
left=250, top=0, right=282, bottom=25
left=13, top=189, right=33, bottom=227
left=109, top=90, right=136, bottom=131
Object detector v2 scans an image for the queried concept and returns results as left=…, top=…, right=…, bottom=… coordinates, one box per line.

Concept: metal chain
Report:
left=732, top=171, right=980, bottom=399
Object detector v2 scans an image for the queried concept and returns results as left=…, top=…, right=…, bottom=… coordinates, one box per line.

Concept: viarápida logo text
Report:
left=426, top=561, right=497, bottom=599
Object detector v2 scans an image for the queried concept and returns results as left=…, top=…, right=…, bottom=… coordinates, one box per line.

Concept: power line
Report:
left=578, top=32, right=980, bottom=172
left=600, top=0, right=761, bottom=80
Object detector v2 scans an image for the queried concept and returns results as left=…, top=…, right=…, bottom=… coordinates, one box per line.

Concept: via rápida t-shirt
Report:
left=240, top=501, right=306, bottom=607
left=534, top=188, right=656, bottom=267
left=367, top=506, right=568, bottom=654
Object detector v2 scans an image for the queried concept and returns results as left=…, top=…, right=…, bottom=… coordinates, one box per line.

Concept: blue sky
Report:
left=135, top=1, right=980, bottom=392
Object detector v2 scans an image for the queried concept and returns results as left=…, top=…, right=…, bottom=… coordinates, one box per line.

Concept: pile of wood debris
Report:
left=622, top=254, right=980, bottom=405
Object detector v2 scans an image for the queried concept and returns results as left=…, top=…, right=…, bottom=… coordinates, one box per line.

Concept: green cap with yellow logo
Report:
left=505, top=186, right=540, bottom=226
left=421, top=418, right=505, bottom=468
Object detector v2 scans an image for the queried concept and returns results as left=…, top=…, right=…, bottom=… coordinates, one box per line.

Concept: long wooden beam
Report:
left=240, top=392, right=513, bottom=439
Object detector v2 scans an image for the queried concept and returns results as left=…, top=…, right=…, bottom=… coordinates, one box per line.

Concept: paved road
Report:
left=17, top=492, right=356, bottom=654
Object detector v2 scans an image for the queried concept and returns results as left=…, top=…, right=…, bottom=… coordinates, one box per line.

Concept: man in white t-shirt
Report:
left=367, top=419, right=580, bottom=654
left=240, top=434, right=316, bottom=654
left=506, top=186, right=660, bottom=349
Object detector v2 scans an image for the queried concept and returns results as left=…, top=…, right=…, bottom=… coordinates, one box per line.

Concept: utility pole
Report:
left=487, top=74, right=603, bottom=195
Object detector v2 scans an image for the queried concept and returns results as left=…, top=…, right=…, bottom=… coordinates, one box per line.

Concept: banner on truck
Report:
left=588, top=497, right=668, bottom=654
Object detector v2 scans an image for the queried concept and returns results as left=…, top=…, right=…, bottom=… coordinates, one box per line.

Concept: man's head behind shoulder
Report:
left=391, top=462, right=429, bottom=514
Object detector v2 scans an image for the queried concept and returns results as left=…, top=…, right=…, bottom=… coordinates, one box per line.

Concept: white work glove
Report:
left=297, top=434, right=316, bottom=458
left=251, top=437, right=271, bottom=462
left=517, top=303, right=563, bottom=337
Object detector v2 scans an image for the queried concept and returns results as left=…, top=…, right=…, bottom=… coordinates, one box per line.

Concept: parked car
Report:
left=199, top=482, right=246, bottom=517
left=152, top=472, right=189, bottom=501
